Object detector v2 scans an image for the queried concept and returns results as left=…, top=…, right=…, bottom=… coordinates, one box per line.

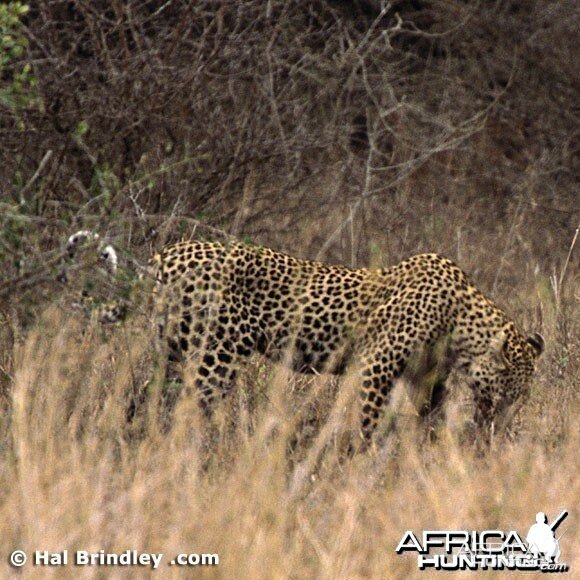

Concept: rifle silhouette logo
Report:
left=526, top=510, right=568, bottom=563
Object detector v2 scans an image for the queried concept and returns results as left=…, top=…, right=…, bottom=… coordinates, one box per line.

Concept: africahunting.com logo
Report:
left=396, top=510, right=569, bottom=572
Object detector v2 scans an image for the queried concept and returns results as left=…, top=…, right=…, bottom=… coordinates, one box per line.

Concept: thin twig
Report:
left=559, top=224, right=579, bottom=288
left=19, top=150, right=53, bottom=202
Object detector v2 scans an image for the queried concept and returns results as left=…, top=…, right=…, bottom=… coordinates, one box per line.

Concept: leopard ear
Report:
left=490, top=330, right=511, bottom=368
left=526, top=333, right=544, bottom=358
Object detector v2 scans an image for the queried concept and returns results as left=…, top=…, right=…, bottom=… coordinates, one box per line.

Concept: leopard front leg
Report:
left=356, top=293, right=451, bottom=447
left=406, top=338, right=452, bottom=436
left=358, top=350, right=404, bottom=445
left=358, top=349, right=451, bottom=445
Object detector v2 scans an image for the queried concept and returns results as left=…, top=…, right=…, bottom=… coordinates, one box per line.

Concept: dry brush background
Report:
left=0, top=1, right=578, bottom=578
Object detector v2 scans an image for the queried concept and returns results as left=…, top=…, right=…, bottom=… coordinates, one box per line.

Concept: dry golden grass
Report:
left=0, top=279, right=577, bottom=580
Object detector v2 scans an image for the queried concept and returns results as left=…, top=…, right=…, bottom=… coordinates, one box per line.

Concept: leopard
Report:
left=135, top=238, right=544, bottom=446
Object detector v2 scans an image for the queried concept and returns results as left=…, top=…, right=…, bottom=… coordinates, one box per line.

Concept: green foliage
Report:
left=74, top=119, right=89, bottom=138
left=0, top=200, right=27, bottom=265
left=0, top=2, right=28, bottom=60
left=91, top=165, right=120, bottom=198
left=0, top=2, right=39, bottom=112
